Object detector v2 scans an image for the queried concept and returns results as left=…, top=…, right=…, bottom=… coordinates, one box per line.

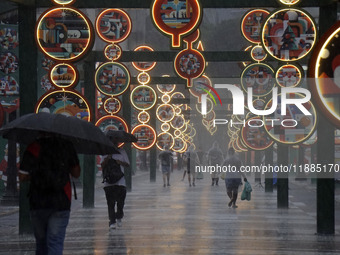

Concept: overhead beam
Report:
left=9, top=0, right=334, bottom=8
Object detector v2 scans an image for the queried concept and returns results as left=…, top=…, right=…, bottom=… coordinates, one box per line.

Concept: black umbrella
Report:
left=0, top=112, right=118, bottom=155
left=105, top=130, right=138, bottom=143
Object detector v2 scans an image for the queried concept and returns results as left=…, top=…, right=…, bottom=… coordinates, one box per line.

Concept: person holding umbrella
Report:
left=0, top=112, right=118, bottom=255
left=19, top=133, right=81, bottom=255
left=102, top=130, right=135, bottom=229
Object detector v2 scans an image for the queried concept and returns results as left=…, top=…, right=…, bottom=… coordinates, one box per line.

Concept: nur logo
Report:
left=199, top=84, right=222, bottom=114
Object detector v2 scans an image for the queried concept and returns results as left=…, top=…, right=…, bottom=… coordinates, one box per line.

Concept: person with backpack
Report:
left=101, top=135, right=130, bottom=230
left=19, top=134, right=80, bottom=255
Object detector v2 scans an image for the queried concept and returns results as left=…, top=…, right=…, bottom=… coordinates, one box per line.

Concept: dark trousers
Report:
left=104, top=185, right=126, bottom=225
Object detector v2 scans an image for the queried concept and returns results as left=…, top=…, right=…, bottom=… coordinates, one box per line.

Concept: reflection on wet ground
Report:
left=1, top=170, right=340, bottom=254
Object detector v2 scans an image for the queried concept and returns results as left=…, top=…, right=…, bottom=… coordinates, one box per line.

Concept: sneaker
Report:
left=232, top=205, right=238, bottom=208
left=117, top=219, right=122, bottom=227
left=228, top=201, right=233, bottom=208
left=109, top=223, right=116, bottom=229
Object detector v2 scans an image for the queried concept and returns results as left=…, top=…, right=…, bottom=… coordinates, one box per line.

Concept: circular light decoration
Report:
left=50, top=63, right=78, bottom=89
left=95, top=9, right=132, bottom=44
left=95, top=115, right=128, bottom=148
left=151, top=0, right=202, bottom=48
left=156, top=132, right=175, bottom=151
left=104, top=44, right=122, bottom=61
left=36, top=90, right=90, bottom=121
left=103, top=97, right=121, bottom=115
left=132, top=46, right=156, bottom=72
left=174, top=48, right=205, bottom=87
left=241, top=9, right=270, bottom=44
left=309, top=21, right=340, bottom=129
left=157, top=84, right=176, bottom=94
left=95, top=62, right=130, bottom=96
left=190, top=75, right=211, bottom=103
left=130, top=85, right=157, bottom=111
left=240, top=63, right=275, bottom=97
left=52, top=0, right=75, bottom=4
left=137, top=72, right=151, bottom=84
left=261, top=8, right=316, bottom=62
left=161, top=122, right=171, bottom=132
left=131, top=124, right=156, bottom=150
left=36, top=7, right=93, bottom=62
left=276, top=64, right=303, bottom=88
left=232, top=139, right=243, bottom=153
left=174, top=107, right=182, bottom=115
left=174, top=129, right=182, bottom=137
left=156, top=104, right=175, bottom=122
left=251, top=45, right=267, bottom=62
left=138, top=111, right=150, bottom=124
left=161, top=94, right=170, bottom=104
left=278, top=0, right=301, bottom=5
left=172, top=137, right=187, bottom=153
left=241, top=116, right=273, bottom=150
left=0, top=52, right=18, bottom=74
left=263, top=93, right=317, bottom=144
left=171, top=115, right=185, bottom=130
left=240, top=45, right=252, bottom=68
left=0, top=75, right=19, bottom=95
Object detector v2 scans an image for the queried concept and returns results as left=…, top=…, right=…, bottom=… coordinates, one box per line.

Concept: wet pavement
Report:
left=1, top=170, right=340, bottom=255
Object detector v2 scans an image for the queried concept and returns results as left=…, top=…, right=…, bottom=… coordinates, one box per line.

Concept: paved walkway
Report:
left=1, top=170, right=340, bottom=255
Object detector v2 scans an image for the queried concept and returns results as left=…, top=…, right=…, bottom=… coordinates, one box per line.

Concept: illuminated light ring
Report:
left=251, top=45, right=267, bottom=62
left=95, top=62, right=130, bottom=96
left=161, top=94, right=171, bottom=104
left=132, top=46, right=157, bottom=72
left=95, top=9, right=132, bottom=44
left=196, top=97, right=213, bottom=115
left=35, top=89, right=91, bottom=121
left=156, top=104, right=175, bottom=122
left=49, top=63, right=78, bottom=89
left=103, top=97, right=122, bottom=115
left=95, top=115, right=128, bottom=148
left=131, top=124, right=157, bottom=150
left=174, top=107, right=182, bottom=115
left=36, top=7, right=94, bottom=62
left=179, top=122, right=188, bottom=133
left=130, top=85, right=157, bottom=111
left=137, top=111, right=150, bottom=124
left=190, top=75, right=211, bottom=103
left=174, top=129, right=182, bottom=137
left=278, top=0, right=301, bottom=5
left=263, top=93, right=317, bottom=145
left=241, top=116, right=273, bottom=151
left=161, top=122, right=171, bottom=132
left=156, top=132, right=175, bottom=151
left=276, top=63, right=303, bottom=88
left=104, top=44, right=122, bottom=61
left=151, top=0, right=202, bottom=48
left=171, top=115, right=185, bottom=130
left=52, top=0, right=75, bottom=5
left=308, top=20, right=340, bottom=129
left=261, top=8, right=317, bottom=62
left=241, top=9, right=270, bottom=44
left=240, top=63, right=275, bottom=97
left=157, top=83, right=176, bottom=94
left=137, top=72, right=151, bottom=85
left=171, top=92, right=185, bottom=107
left=174, top=48, right=206, bottom=87
left=172, top=137, right=187, bottom=153
left=189, top=127, right=197, bottom=138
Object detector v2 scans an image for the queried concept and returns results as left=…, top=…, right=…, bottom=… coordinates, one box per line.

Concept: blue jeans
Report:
left=30, top=209, right=70, bottom=255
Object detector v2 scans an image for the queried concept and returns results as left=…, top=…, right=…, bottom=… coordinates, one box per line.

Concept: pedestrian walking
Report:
left=207, top=142, right=224, bottom=186
left=102, top=135, right=130, bottom=230
left=19, top=134, right=81, bottom=255
left=223, top=147, right=245, bottom=208
left=158, top=146, right=173, bottom=187
left=183, top=145, right=198, bottom=187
